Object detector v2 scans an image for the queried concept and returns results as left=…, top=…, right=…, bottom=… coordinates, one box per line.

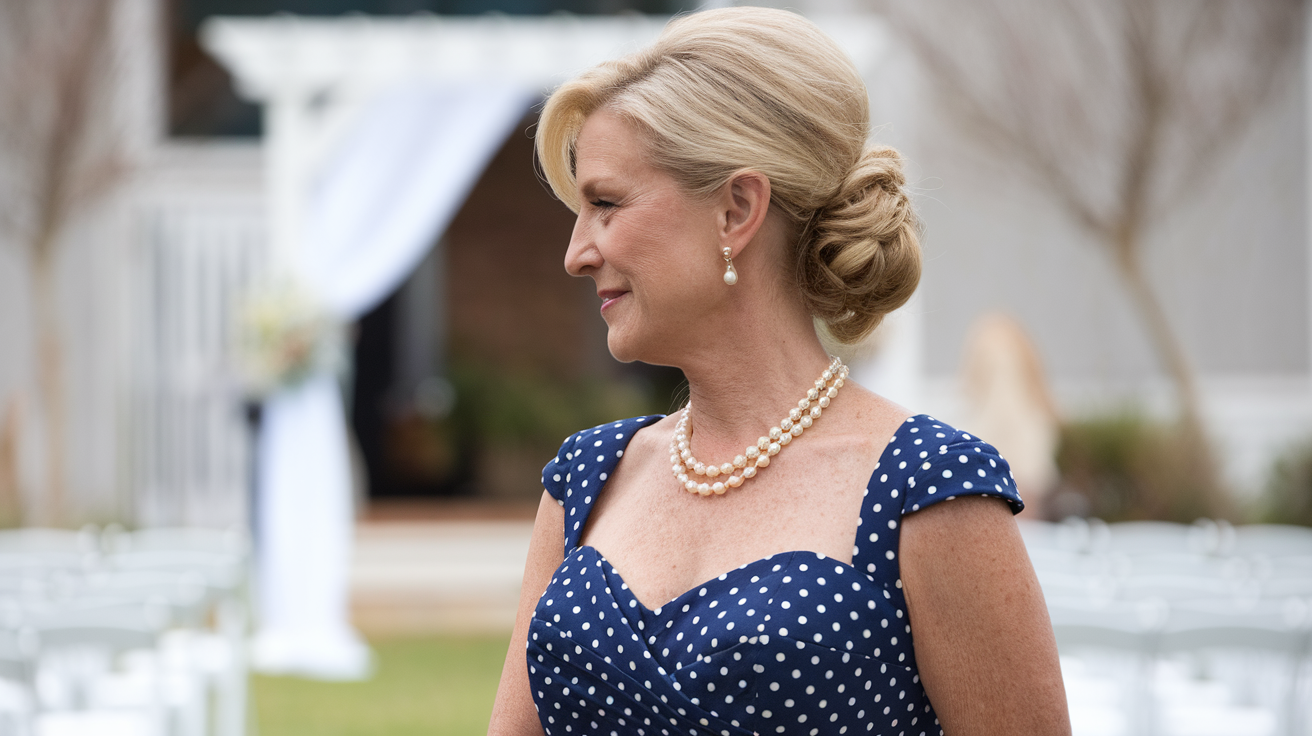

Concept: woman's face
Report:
left=565, top=109, right=726, bottom=365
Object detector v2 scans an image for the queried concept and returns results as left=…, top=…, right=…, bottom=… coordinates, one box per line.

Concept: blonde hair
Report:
left=536, top=7, right=921, bottom=343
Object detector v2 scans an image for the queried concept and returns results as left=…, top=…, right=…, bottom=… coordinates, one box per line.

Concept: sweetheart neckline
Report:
left=561, top=412, right=935, bottom=612
left=569, top=543, right=866, bottom=613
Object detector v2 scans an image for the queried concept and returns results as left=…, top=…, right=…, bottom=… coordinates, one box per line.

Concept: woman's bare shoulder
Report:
left=618, top=413, right=680, bottom=465
left=827, top=379, right=915, bottom=454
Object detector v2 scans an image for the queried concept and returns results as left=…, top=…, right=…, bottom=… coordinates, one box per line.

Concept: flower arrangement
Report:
left=236, top=281, right=346, bottom=398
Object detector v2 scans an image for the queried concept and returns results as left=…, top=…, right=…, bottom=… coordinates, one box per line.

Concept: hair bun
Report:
left=800, top=146, right=922, bottom=344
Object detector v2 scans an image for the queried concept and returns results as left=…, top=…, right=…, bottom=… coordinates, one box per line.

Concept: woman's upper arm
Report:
left=488, top=491, right=565, bottom=736
left=899, top=495, right=1070, bottom=736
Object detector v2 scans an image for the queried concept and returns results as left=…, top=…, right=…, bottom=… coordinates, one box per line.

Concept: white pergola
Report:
left=203, top=14, right=889, bottom=271
left=202, top=12, right=906, bottom=680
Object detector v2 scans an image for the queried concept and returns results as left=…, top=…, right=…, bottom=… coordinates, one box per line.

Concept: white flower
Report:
left=235, top=281, right=345, bottom=396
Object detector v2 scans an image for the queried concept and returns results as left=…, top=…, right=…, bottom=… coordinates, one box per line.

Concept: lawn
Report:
left=253, top=634, right=511, bottom=736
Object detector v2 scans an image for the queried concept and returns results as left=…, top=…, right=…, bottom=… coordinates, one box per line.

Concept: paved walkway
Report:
left=350, top=519, right=534, bottom=635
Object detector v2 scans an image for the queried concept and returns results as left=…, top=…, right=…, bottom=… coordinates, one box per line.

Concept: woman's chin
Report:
left=606, top=327, right=652, bottom=365
left=606, top=333, right=637, bottom=364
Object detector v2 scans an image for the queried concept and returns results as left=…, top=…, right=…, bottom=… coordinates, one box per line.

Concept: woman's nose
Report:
left=564, top=216, right=603, bottom=277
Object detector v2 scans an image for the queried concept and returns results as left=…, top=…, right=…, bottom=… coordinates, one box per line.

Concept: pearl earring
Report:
left=722, top=247, right=738, bottom=286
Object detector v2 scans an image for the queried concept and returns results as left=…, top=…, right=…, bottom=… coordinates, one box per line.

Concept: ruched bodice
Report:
left=528, top=415, right=1023, bottom=736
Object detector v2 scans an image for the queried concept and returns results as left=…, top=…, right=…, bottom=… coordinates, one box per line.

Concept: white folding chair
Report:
left=115, top=530, right=247, bottom=559
left=0, top=627, right=37, bottom=736
left=1233, top=526, right=1312, bottom=558
left=27, top=599, right=171, bottom=736
left=1049, top=597, right=1170, bottom=736
left=1033, top=519, right=1312, bottom=736
left=1057, top=516, right=1113, bottom=554
left=1114, top=574, right=1250, bottom=606
left=105, top=538, right=250, bottom=736
left=0, top=531, right=97, bottom=558
left=1247, top=556, right=1312, bottom=602
left=1107, top=521, right=1195, bottom=555
left=1160, top=599, right=1312, bottom=736
left=1018, top=519, right=1064, bottom=551
left=1120, top=552, right=1242, bottom=581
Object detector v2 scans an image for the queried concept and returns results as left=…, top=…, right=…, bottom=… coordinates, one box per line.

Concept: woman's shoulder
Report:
left=885, top=414, right=1026, bottom=516
left=540, top=414, right=667, bottom=504
left=546, top=414, right=670, bottom=459
left=891, top=413, right=987, bottom=449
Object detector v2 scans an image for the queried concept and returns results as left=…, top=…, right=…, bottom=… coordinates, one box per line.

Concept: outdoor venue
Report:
left=0, top=0, right=1310, bottom=734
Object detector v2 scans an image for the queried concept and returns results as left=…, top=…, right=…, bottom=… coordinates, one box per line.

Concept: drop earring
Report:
left=722, top=247, right=738, bottom=286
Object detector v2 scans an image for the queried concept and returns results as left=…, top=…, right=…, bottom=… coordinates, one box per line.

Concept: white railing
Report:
left=122, top=143, right=267, bottom=529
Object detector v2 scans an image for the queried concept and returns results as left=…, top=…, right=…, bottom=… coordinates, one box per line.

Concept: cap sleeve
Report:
left=903, top=426, right=1024, bottom=515
left=539, top=415, right=665, bottom=551
left=541, top=432, right=581, bottom=506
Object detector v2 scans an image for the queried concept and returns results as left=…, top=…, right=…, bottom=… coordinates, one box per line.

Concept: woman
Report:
left=490, top=7, right=1069, bottom=735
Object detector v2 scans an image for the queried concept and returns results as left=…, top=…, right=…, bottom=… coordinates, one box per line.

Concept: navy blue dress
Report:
left=528, top=414, right=1023, bottom=736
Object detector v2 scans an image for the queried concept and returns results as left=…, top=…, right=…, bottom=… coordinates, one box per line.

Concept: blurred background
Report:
left=0, top=0, right=1309, bottom=734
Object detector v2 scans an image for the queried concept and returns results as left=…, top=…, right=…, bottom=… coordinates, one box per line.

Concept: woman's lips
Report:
left=599, top=290, right=627, bottom=313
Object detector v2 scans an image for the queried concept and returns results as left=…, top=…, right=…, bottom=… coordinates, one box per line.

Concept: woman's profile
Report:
left=489, top=7, right=1070, bottom=735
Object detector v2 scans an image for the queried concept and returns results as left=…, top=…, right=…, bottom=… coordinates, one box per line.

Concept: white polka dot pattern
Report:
left=529, top=415, right=1022, bottom=736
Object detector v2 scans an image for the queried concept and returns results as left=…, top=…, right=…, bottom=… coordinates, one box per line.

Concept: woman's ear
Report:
left=720, top=170, right=772, bottom=257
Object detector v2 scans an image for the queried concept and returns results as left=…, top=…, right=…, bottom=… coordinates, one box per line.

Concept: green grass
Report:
left=253, top=634, right=511, bottom=736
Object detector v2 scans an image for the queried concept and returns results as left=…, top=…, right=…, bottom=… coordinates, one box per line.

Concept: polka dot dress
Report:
left=528, top=415, right=1023, bottom=736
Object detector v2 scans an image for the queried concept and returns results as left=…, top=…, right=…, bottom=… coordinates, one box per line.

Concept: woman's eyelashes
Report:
left=588, top=198, right=619, bottom=223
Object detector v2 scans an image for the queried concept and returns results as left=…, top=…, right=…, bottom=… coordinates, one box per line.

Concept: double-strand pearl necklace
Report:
left=669, top=357, right=848, bottom=496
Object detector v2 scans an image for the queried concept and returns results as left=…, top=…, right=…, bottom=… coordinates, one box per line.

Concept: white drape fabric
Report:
left=252, top=82, right=534, bottom=679
left=301, top=82, right=537, bottom=317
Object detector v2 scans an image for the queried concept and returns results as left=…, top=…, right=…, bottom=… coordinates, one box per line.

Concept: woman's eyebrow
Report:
left=578, top=176, right=617, bottom=199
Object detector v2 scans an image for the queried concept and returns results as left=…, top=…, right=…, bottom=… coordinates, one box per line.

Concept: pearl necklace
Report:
left=669, top=357, right=848, bottom=496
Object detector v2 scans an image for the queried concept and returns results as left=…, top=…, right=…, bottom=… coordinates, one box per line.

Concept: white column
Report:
left=265, top=90, right=312, bottom=275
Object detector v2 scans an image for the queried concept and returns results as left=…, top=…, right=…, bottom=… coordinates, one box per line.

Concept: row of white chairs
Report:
left=1021, top=519, right=1312, bottom=736
left=1023, top=517, right=1312, bottom=558
left=0, top=526, right=250, bottom=736
left=1025, top=519, right=1312, bottom=605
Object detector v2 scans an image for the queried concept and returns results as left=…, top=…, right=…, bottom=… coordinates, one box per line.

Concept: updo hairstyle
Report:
left=535, top=7, right=921, bottom=343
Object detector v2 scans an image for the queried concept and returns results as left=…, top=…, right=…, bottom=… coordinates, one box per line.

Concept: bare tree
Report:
left=879, top=0, right=1301, bottom=443
left=0, top=0, right=127, bottom=524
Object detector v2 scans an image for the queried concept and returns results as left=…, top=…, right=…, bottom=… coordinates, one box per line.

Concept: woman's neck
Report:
left=676, top=308, right=834, bottom=463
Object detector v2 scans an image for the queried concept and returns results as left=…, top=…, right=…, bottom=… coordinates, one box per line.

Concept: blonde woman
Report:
left=489, top=8, right=1069, bottom=735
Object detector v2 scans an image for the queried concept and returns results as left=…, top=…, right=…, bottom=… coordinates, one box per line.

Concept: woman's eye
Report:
left=590, top=199, right=616, bottom=209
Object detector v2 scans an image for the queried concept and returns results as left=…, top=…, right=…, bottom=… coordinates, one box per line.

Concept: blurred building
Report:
left=860, top=16, right=1311, bottom=499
